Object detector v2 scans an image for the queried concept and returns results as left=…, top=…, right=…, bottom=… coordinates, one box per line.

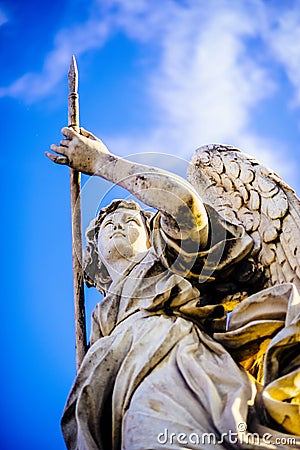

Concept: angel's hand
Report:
left=46, top=127, right=110, bottom=175
left=79, top=127, right=102, bottom=141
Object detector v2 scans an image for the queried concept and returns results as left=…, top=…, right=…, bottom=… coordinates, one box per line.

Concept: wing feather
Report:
left=187, top=144, right=300, bottom=291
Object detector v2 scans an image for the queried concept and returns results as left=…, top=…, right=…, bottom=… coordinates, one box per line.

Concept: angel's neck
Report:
left=103, top=251, right=146, bottom=283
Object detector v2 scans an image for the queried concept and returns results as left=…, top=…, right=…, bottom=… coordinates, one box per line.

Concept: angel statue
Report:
left=47, top=126, right=300, bottom=450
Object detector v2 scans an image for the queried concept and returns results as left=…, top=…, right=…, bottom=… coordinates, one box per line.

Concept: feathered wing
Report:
left=187, top=144, right=300, bottom=293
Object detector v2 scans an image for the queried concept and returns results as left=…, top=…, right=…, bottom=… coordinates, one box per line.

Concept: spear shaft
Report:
left=68, top=56, right=87, bottom=372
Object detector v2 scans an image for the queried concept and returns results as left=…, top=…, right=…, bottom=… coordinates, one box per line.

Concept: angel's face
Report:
left=97, top=208, right=150, bottom=265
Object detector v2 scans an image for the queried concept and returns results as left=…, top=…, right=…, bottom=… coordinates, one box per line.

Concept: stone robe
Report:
left=62, top=209, right=300, bottom=449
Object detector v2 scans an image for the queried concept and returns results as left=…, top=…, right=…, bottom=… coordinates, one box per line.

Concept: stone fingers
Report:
left=45, top=151, right=69, bottom=165
left=62, top=126, right=79, bottom=139
left=50, top=143, right=69, bottom=156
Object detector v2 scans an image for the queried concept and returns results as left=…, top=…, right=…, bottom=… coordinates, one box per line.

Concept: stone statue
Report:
left=47, top=128, right=300, bottom=449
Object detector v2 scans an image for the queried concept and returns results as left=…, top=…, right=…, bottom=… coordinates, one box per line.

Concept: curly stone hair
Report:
left=83, top=199, right=152, bottom=295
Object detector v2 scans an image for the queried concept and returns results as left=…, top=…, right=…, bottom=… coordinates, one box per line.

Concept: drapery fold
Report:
left=62, top=211, right=300, bottom=449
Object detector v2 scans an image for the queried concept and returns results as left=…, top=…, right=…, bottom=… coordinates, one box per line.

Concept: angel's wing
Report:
left=187, top=144, right=300, bottom=292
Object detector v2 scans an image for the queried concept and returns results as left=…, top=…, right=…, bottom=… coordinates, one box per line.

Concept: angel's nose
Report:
left=113, top=222, right=124, bottom=230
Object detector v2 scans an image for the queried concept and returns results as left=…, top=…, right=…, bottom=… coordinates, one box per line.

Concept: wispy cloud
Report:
left=101, top=0, right=298, bottom=186
left=262, top=7, right=300, bottom=107
left=148, top=2, right=274, bottom=144
left=2, top=0, right=299, bottom=188
left=0, top=0, right=162, bottom=102
left=0, top=16, right=111, bottom=101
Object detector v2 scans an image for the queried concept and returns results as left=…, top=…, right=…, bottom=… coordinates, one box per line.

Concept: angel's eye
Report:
left=103, top=221, right=113, bottom=228
left=126, top=218, right=140, bottom=226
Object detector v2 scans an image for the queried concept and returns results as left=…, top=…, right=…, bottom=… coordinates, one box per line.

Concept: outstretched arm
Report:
left=46, top=127, right=208, bottom=246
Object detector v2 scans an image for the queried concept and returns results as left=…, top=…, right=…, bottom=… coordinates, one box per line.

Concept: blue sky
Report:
left=2, top=0, right=300, bottom=449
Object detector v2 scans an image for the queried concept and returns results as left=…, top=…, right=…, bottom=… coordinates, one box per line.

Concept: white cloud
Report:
left=2, top=0, right=299, bottom=189
left=101, top=0, right=298, bottom=188
left=0, top=17, right=111, bottom=101
left=148, top=2, right=274, bottom=145
left=262, top=7, right=300, bottom=107
left=99, top=4, right=273, bottom=151
left=0, top=0, right=167, bottom=102
left=0, top=0, right=159, bottom=102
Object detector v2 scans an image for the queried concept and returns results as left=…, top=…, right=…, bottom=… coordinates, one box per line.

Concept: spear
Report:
left=68, top=55, right=87, bottom=372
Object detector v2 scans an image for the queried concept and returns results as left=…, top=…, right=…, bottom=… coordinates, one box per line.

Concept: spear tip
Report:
left=68, top=55, right=78, bottom=93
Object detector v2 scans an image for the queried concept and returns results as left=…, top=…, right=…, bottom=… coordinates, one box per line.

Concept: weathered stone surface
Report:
left=48, top=135, right=300, bottom=449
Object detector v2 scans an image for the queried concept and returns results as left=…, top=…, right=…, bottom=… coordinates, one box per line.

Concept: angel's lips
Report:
left=110, top=232, right=126, bottom=239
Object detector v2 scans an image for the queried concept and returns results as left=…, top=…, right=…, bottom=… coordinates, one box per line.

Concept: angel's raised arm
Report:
left=47, top=127, right=208, bottom=247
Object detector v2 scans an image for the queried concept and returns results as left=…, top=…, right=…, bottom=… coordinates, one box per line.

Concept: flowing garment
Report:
left=62, top=210, right=300, bottom=449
